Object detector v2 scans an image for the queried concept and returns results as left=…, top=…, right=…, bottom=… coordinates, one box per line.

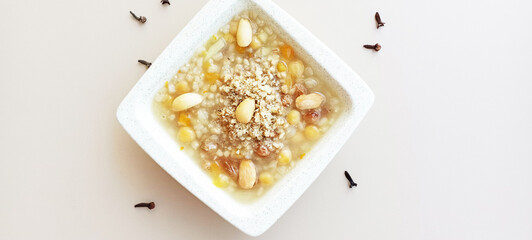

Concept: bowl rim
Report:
left=117, top=0, right=374, bottom=236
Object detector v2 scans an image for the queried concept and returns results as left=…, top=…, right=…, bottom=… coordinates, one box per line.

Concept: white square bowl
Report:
left=117, top=0, right=374, bottom=236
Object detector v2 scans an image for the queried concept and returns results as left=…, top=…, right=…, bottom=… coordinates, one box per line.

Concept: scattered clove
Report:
left=363, top=43, right=382, bottom=52
left=134, top=202, right=155, bottom=209
left=344, top=171, right=357, bottom=188
left=375, top=12, right=385, bottom=29
left=138, top=59, right=152, bottom=68
left=130, top=11, right=147, bottom=23
left=161, top=0, right=171, bottom=5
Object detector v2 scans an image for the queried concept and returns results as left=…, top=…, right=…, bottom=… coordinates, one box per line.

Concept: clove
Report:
left=129, top=11, right=147, bottom=23
left=134, top=202, right=155, bottom=209
left=138, top=59, right=152, bottom=68
left=375, top=12, right=385, bottom=29
left=363, top=43, right=382, bottom=52
left=344, top=171, right=357, bottom=188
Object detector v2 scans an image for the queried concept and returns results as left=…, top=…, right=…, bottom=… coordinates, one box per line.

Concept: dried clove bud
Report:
left=375, top=12, right=385, bottom=29
left=138, top=59, right=152, bottom=68
left=363, top=43, right=382, bottom=52
left=134, top=202, right=155, bottom=209
left=129, top=11, right=147, bottom=23
left=344, top=171, right=357, bottom=188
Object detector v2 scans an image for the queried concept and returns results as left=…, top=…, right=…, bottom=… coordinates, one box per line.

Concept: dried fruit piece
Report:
left=293, top=83, right=308, bottom=98
left=218, top=157, right=239, bottom=180
left=238, top=160, right=257, bottom=189
left=255, top=145, right=270, bottom=157
left=303, top=109, right=321, bottom=124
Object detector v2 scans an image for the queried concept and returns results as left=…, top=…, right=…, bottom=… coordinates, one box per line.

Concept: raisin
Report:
left=255, top=145, right=270, bottom=157
left=281, top=94, right=292, bottom=107
left=293, top=83, right=308, bottom=98
left=217, top=157, right=239, bottom=180
left=303, top=109, right=321, bottom=124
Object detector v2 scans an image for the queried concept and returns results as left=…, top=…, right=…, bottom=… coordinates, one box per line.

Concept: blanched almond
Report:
left=172, top=93, right=203, bottom=112
left=236, top=18, right=252, bottom=47
left=235, top=98, right=255, bottom=123
left=238, top=160, right=257, bottom=189
left=295, top=92, right=325, bottom=110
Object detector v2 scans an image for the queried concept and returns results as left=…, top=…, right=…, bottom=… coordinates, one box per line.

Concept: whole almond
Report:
left=238, top=160, right=257, bottom=189
left=236, top=18, right=252, bottom=47
left=235, top=98, right=255, bottom=123
left=172, top=93, right=203, bottom=112
left=295, top=92, right=325, bottom=110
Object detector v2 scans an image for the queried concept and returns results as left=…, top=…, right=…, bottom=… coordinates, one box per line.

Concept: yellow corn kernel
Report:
left=289, top=60, right=305, bottom=78
left=284, top=75, right=293, bottom=88
left=177, top=127, right=195, bottom=142
left=258, top=32, right=268, bottom=42
left=287, top=110, right=301, bottom=125
left=209, top=161, right=221, bottom=176
left=280, top=44, right=294, bottom=60
left=291, top=132, right=305, bottom=143
left=213, top=174, right=229, bottom=188
left=277, top=61, right=287, bottom=72
left=175, top=81, right=190, bottom=94
left=250, top=36, right=262, bottom=50
left=205, top=72, right=220, bottom=83
left=278, top=149, right=292, bottom=165
left=259, top=172, right=274, bottom=185
left=229, top=21, right=238, bottom=35
left=177, top=112, right=191, bottom=126
left=304, top=125, right=320, bottom=140
left=161, top=94, right=173, bottom=107
left=223, top=33, right=235, bottom=44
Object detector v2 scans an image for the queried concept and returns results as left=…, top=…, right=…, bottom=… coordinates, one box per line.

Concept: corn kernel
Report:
left=163, top=95, right=173, bottom=107
left=213, top=174, right=229, bottom=188
left=178, top=127, right=196, bottom=142
left=223, top=33, right=235, bottom=44
left=287, top=110, right=301, bottom=125
left=229, top=21, right=238, bottom=35
left=205, top=72, right=220, bottom=83
left=289, top=60, right=305, bottom=78
left=209, top=161, right=221, bottom=176
left=280, top=44, right=294, bottom=60
left=177, top=112, right=191, bottom=126
left=258, top=32, right=268, bottom=42
left=235, top=45, right=246, bottom=53
left=202, top=61, right=211, bottom=71
left=291, top=132, right=305, bottom=143
left=304, top=125, right=320, bottom=140
left=278, top=149, right=292, bottom=165
left=277, top=61, right=287, bottom=72
left=259, top=172, right=274, bottom=185
left=175, top=81, right=190, bottom=94
left=250, top=36, right=262, bottom=49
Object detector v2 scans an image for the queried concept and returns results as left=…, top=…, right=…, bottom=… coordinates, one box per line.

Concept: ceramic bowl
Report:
left=117, top=0, right=374, bottom=236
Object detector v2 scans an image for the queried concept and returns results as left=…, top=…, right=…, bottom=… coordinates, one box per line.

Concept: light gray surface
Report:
left=1, top=0, right=531, bottom=239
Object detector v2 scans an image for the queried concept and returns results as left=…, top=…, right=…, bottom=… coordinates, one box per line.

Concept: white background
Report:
left=1, top=0, right=531, bottom=239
